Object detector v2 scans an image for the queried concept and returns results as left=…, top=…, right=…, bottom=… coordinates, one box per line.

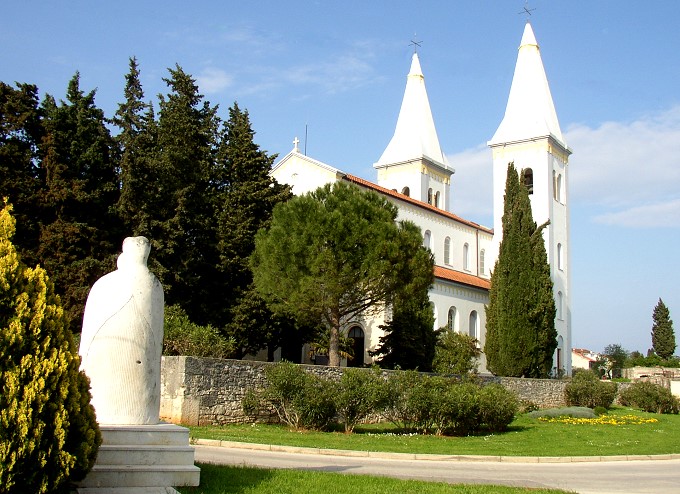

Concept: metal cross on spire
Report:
left=518, top=1, right=536, bottom=19
left=410, top=35, right=422, bottom=54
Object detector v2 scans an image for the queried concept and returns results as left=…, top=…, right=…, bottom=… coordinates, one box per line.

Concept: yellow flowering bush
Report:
left=538, top=414, right=658, bottom=426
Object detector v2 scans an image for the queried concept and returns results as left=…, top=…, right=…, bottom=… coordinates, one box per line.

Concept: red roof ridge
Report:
left=433, top=265, right=490, bottom=291
left=343, top=174, right=493, bottom=234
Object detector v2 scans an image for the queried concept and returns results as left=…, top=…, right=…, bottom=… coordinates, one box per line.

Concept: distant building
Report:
left=272, top=22, right=572, bottom=374
left=572, top=349, right=601, bottom=372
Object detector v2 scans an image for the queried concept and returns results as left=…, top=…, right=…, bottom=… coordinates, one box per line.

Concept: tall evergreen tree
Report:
left=38, top=73, right=121, bottom=332
left=0, top=82, right=45, bottom=266
left=112, top=57, right=158, bottom=235
left=484, top=163, right=557, bottom=377
left=149, top=65, right=220, bottom=322
left=216, top=103, right=293, bottom=355
left=652, top=298, right=675, bottom=360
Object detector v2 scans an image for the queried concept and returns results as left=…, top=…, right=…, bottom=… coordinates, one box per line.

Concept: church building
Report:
left=271, top=21, right=572, bottom=375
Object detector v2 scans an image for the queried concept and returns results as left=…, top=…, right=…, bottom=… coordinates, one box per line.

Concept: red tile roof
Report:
left=343, top=174, right=493, bottom=234
left=433, top=266, right=490, bottom=291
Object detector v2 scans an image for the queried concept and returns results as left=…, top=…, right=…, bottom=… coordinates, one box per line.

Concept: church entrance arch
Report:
left=347, top=326, right=365, bottom=367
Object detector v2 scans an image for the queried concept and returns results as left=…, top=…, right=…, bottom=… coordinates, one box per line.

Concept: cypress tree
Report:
left=484, top=163, right=557, bottom=377
left=38, top=73, right=121, bottom=332
left=0, top=202, right=100, bottom=493
left=0, top=82, right=44, bottom=267
left=216, top=103, right=293, bottom=354
left=113, top=57, right=158, bottom=236
left=652, top=298, right=675, bottom=360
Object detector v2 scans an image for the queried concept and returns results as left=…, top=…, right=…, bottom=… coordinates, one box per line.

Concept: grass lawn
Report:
left=189, top=407, right=680, bottom=457
left=177, top=463, right=572, bottom=494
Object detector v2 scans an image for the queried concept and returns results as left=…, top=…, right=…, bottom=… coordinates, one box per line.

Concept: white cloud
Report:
left=196, top=68, right=233, bottom=94
left=566, top=106, right=680, bottom=224
left=444, top=105, right=680, bottom=229
left=593, top=198, right=680, bottom=228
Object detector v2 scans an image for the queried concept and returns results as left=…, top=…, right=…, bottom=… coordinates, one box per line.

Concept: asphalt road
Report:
left=194, top=444, right=680, bottom=494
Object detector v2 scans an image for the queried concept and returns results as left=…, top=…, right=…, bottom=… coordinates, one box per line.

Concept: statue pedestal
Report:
left=75, top=423, right=200, bottom=493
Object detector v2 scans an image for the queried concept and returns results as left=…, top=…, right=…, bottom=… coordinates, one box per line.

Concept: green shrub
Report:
left=528, top=407, right=596, bottom=419
left=565, top=371, right=617, bottom=408
left=163, top=305, right=235, bottom=358
left=243, top=362, right=337, bottom=430
left=334, top=368, right=388, bottom=433
left=478, top=384, right=519, bottom=432
left=0, top=203, right=101, bottom=493
left=619, top=381, right=680, bottom=414
left=432, top=330, right=481, bottom=375
left=593, top=406, right=608, bottom=416
left=431, top=379, right=480, bottom=435
left=383, top=370, right=428, bottom=432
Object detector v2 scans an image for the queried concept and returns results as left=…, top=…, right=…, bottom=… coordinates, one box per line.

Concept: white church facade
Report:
left=271, top=22, right=572, bottom=375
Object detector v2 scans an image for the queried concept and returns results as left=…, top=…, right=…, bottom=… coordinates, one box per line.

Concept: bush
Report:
left=565, top=371, right=617, bottom=409
left=431, top=379, right=480, bottom=436
left=163, top=305, right=235, bottom=358
left=0, top=203, right=101, bottom=493
left=619, top=381, right=680, bottom=414
left=528, top=407, right=596, bottom=419
left=384, top=370, right=432, bottom=432
left=478, top=384, right=519, bottom=432
left=243, top=362, right=337, bottom=430
left=334, top=368, right=388, bottom=433
left=432, top=330, right=481, bottom=375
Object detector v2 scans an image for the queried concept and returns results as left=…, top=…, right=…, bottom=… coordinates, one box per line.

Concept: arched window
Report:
left=434, top=191, right=440, bottom=208
left=553, top=171, right=557, bottom=200
left=447, top=307, right=457, bottom=331
left=556, top=336, right=564, bottom=375
left=402, top=186, right=410, bottom=197
left=469, top=311, right=478, bottom=339
left=423, top=230, right=431, bottom=250
left=463, top=243, right=470, bottom=271
left=347, top=326, right=365, bottom=368
left=444, top=237, right=451, bottom=265
left=556, top=174, right=563, bottom=203
left=557, top=291, right=563, bottom=320
left=557, top=243, right=563, bottom=270
left=427, top=188, right=433, bottom=205
left=524, top=168, right=534, bottom=195
left=479, top=249, right=486, bottom=275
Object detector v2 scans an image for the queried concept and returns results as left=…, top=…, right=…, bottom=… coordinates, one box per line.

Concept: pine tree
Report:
left=652, top=298, right=675, bottom=360
left=484, top=163, right=557, bottom=377
left=0, top=202, right=100, bottom=493
left=38, top=73, right=121, bottom=332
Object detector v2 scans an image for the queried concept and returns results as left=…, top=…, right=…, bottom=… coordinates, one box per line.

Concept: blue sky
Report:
left=3, top=1, right=680, bottom=355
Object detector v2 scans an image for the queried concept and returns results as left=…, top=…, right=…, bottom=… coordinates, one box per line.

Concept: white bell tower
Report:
left=488, top=22, right=572, bottom=375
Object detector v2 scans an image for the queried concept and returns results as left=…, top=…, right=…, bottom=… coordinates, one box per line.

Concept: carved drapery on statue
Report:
left=79, top=236, right=164, bottom=425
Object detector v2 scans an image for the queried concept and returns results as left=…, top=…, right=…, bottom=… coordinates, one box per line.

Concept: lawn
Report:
left=189, top=407, right=680, bottom=457
left=177, top=463, right=572, bottom=494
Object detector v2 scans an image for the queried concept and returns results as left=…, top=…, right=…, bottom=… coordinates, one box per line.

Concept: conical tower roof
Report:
left=489, top=22, right=566, bottom=147
left=374, top=53, right=448, bottom=169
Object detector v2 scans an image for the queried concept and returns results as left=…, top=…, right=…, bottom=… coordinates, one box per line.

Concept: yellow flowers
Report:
left=538, top=414, right=658, bottom=426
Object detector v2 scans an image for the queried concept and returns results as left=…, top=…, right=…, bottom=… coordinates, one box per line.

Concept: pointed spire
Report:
left=489, top=22, right=566, bottom=147
left=374, top=53, right=448, bottom=169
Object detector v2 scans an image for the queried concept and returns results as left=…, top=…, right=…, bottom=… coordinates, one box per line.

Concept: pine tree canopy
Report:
left=484, top=163, right=557, bottom=378
left=251, top=181, right=434, bottom=367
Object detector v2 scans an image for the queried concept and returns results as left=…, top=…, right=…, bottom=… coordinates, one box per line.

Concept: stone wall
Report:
left=160, top=357, right=578, bottom=426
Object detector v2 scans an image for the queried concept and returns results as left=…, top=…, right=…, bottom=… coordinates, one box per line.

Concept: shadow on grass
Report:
left=179, top=463, right=275, bottom=494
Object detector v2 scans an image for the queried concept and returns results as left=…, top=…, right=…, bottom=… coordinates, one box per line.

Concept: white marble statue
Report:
left=79, top=236, right=164, bottom=425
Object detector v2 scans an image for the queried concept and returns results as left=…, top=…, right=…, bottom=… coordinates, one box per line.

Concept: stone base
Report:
left=76, top=423, right=200, bottom=493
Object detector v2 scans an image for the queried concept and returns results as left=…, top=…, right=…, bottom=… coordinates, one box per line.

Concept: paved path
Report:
left=194, top=441, right=680, bottom=494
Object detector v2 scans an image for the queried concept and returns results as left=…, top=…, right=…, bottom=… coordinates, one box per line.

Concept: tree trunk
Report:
left=328, top=309, right=341, bottom=367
